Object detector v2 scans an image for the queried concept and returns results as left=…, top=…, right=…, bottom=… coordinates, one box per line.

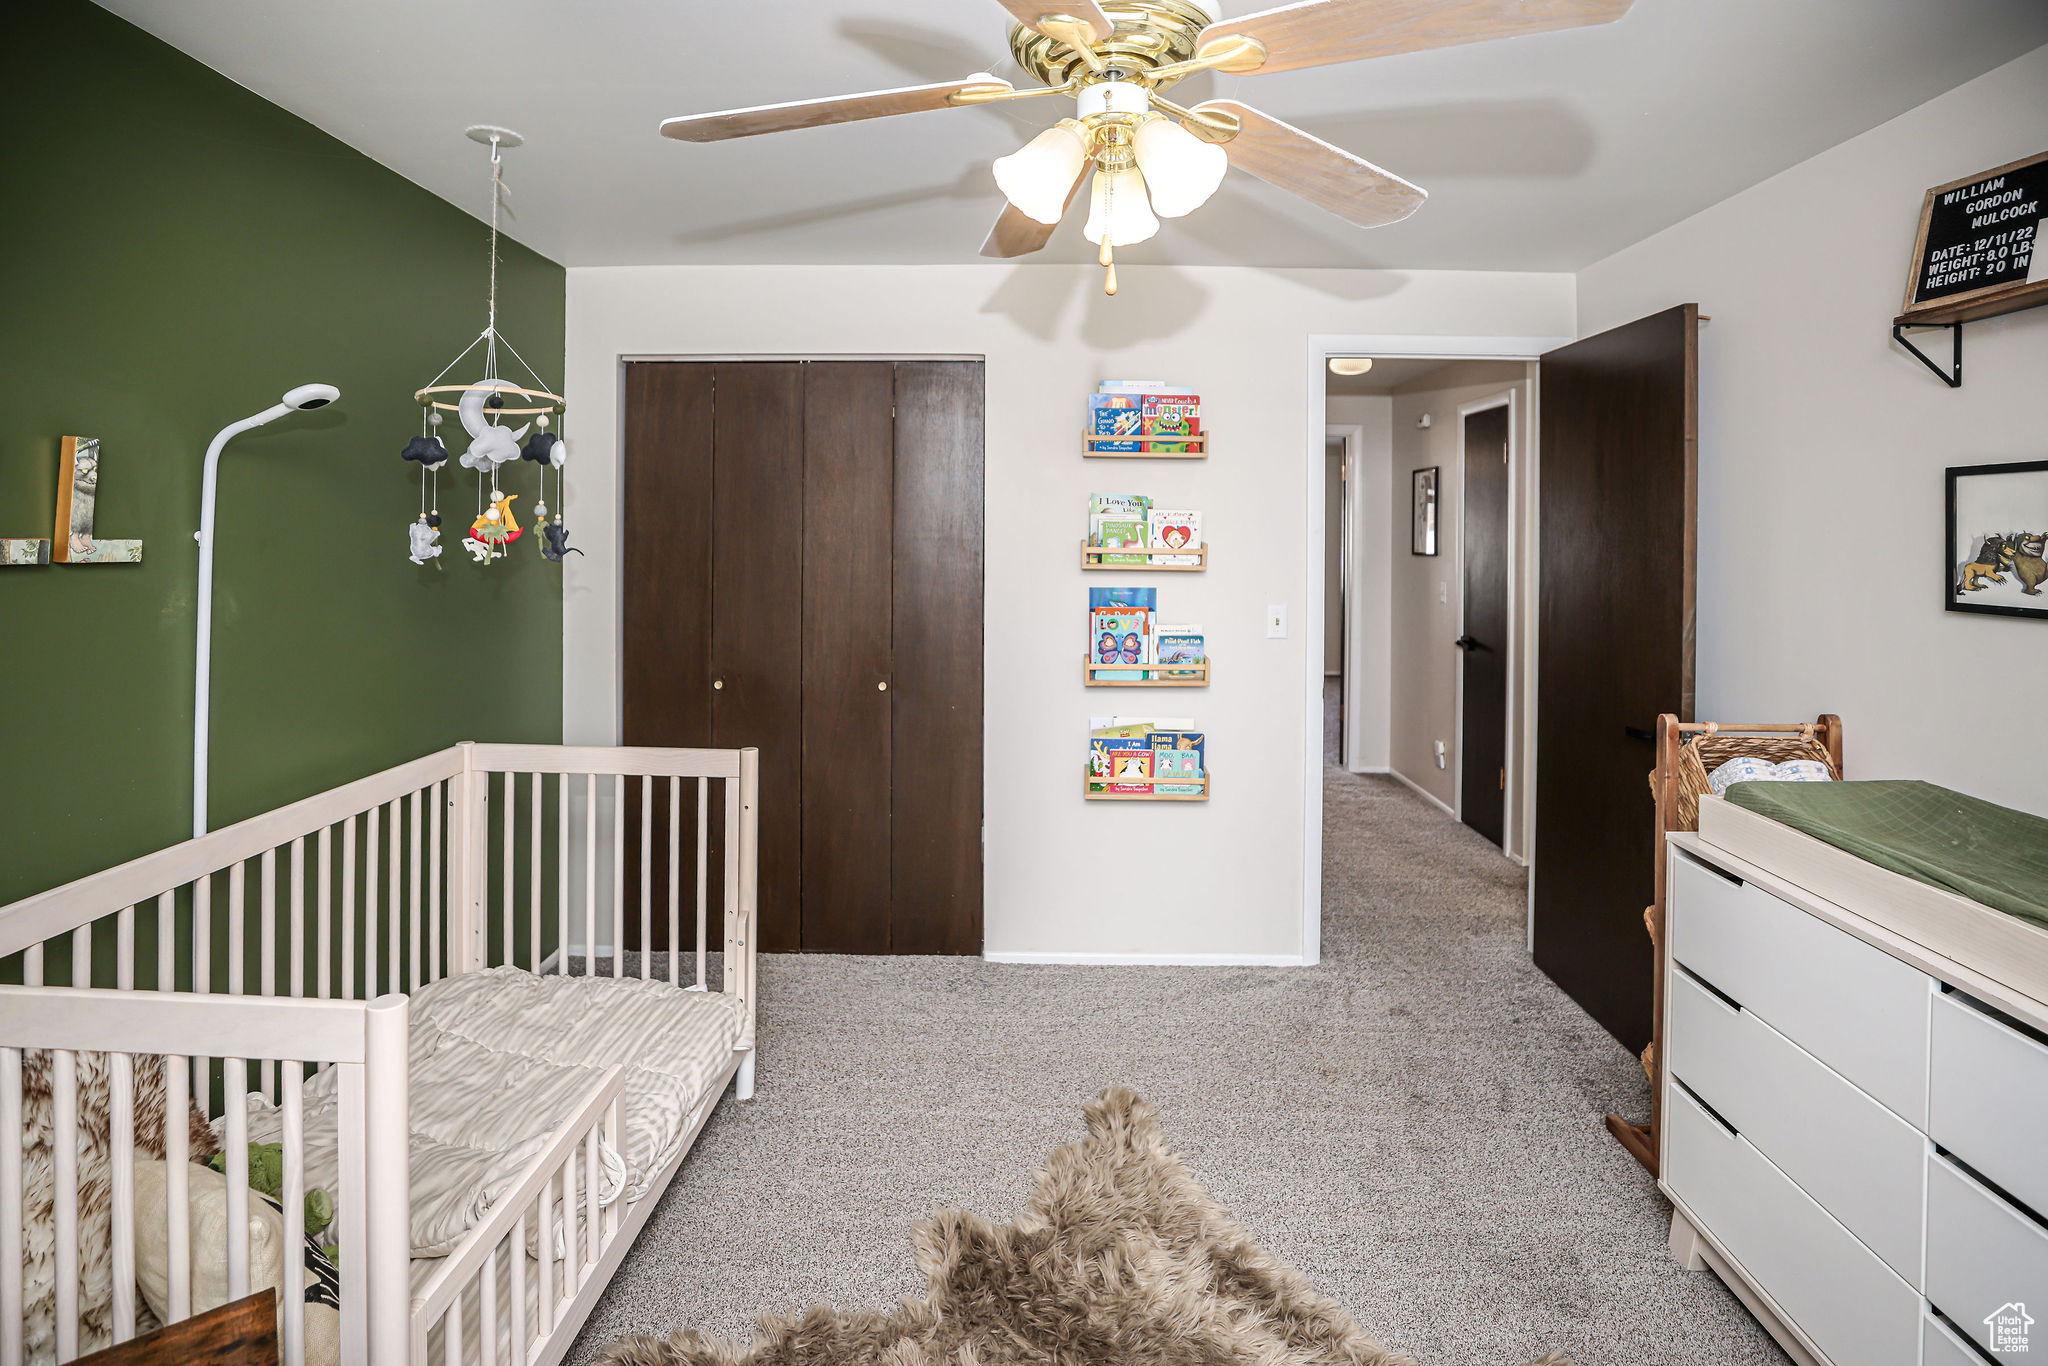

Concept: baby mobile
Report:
left=405, top=126, right=576, bottom=567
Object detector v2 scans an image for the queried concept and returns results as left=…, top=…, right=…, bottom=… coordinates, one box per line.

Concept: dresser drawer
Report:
left=1664, top=1083, right=1919, bottom=1366
left=1666, top=966, right=1925, bottom=1281
left=1925, top=1153, right=2048, bottom=1343
left=1929, top=989, right=2048, bottom=1219
left=1924, top=1311, right=1990, bottom=1366
left=1668, top=850, right=1931, bottom=1125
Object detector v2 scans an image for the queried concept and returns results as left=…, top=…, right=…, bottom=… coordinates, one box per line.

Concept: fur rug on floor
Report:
left=599, top=1088, right=1565, bottom=1366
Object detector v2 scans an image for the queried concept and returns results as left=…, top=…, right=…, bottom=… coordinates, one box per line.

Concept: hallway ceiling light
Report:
left=1328, top=358, right=1374, bottom=376
left=657, top=0, right=1636, bottom=296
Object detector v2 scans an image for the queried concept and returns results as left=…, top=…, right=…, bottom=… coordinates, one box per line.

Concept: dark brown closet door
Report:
left=1534, top=304, right=1698, bottom=1054
left=800, top=363, right=895, bottom=952
left=1459, top=404, right=1509, bottom=849
left=890, top=362, right=985, bottom=954
left=709, top=363, right=806, bottom=951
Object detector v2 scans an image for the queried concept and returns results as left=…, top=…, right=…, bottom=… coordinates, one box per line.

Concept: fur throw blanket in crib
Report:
left=599, top=1088, right=1567, bottom=1366
left=22, top=1051, right=217, bottom=1364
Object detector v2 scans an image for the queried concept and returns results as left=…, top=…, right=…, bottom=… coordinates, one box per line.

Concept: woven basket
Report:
left=1670, top=725, right=1839, bottom=831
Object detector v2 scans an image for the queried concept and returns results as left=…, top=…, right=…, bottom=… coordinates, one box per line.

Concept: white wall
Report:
left=1578, top=46, right=2048, bottom=817
left=1326, top=395, right=1392, bottom=773
left=565, top=264, right=1573, bottom=960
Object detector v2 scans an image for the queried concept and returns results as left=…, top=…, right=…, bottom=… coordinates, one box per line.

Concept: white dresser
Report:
left=1664, top=811, right=2048, bottom=1366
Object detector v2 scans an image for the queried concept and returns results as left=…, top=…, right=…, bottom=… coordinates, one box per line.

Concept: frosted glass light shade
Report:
left=1133, top=116, right=1227, bottom=218
left=1081, top=167, right=1159, bottom=247
left=992, top=123, right=1087, bottom=225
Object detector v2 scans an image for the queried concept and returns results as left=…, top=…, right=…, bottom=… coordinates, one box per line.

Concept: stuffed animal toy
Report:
left=541, top=521, right=581, bottom=561
left=407, top=518, right=441, bottom=565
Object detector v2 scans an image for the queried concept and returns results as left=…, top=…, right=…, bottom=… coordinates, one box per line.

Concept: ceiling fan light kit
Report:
left=658, top=0, right=1635, bottom=295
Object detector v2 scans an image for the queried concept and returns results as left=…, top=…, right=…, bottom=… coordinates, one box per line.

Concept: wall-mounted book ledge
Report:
left=1080, top=541, right=1208, bottom=571
left=1082, top=657, right=1209, bottom=687
left=1084, top=772, right=1211, bottom=802
left=1083, top=434, right=1207, bottom=459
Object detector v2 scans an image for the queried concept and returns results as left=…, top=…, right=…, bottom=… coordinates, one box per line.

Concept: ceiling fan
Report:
left=659, top=0, right=1633, bottom=293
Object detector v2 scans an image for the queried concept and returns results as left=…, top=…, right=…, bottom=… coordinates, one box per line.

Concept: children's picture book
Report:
left=1154, top=626, right=1204, bottom=668
left=1087, top=587, right=1156, bottom=679
left=1097, top=518, right=1150, bottom=565
left=1147, top=508, right=1201, bottom=565
left=1148, top=729, right=1205, bottom=773
left=1151, top=746, right=1204, bottom=796
left=1088, top=736, right=1154, bottom=794
left=1097, top=381, right=1199, bottom=396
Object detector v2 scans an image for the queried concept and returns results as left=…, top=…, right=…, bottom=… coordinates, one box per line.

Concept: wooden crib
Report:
left=0, top=741, right=759, bottom=1366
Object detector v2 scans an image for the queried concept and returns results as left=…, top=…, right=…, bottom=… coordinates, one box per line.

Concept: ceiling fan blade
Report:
left=990, top=0, right=1116, bottom=47
left=1193, top=100, right=1426, bottom=229
left=1196, top=0, right=1633, bottom=75
left=660, top=74, right=1012, bottom=143
left=980, top=160, right=1093, bottom=258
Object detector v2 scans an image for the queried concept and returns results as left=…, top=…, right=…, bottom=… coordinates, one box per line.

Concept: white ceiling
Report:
left=98, top=1, right=2048, bottom=272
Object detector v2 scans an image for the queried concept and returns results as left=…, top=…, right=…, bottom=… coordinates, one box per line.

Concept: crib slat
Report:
left=511, top=1212, right=528, bottom=1363
left=282, top=1061, right=305, bottom=1366
left=410, top=790, right=423, bottom=992
left=261, top=849, right=276, bottom=1096
left=640, top=774, right=653, bottom=980
left=2, top=1048, right=22, bottom=1366
left=480, top=1240, right=498, bottom=1366
left=584, top=774, right=597, bottom=977
left=365, top=804, right=380, bottom=996
left=668, top=776, right=681, bottom=988
left=603, top=1093, right=624, bottom=1241
left=157, top=890, right=175, bottom=994
left=502, top=772, right=516, bottom=969
left=584, top=1122, right=601, bottom=1270
left=387, top=801, right=401, bottom=995
left=442, top=1290, right=462, bottom=1366
left=695, top=778, right=709, bottom=988
left=335, top=1062, right=367, bottom=1363
left=117, top=906, right=134, bottom=991
left=530, top=772, right=542, bottom=974
left=291, top=838, right=306, bottom=1002
left=557, top=773, right=569, bottom=976
left=430, top=780, right=444, bottom=983
left=163, top=1057, right=191, bottom=1323
left=71, top=923, right=90, bottom=990
left=536, top=1167, right=554, bottom=1337
left=110, top=1053, right=136, bottom=1342
left=53, top=1049, right=77, bottom=1361
left=612, top=773, right=626, bottom=978
left=224, top=1055, right=250, bottom=1299
left=342, top=817, right=358, bottom=1001
left=317, top=827, right=333, bottom=1000
left=21, top=943, right=40, bottom=988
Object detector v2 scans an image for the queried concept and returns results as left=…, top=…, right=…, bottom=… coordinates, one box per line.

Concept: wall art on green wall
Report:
left=53, top=436, right=143, bottom=564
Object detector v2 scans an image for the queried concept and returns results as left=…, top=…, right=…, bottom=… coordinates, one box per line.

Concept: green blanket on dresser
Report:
left=1724, top=780, right=2048, bottom=931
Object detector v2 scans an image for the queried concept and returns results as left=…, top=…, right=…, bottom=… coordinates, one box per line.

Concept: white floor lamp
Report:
left=193, top=383, right=341, bottom=837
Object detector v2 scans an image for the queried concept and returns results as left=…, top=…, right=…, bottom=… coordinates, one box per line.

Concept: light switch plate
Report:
left=1266, top=604, right=1287, bottom=638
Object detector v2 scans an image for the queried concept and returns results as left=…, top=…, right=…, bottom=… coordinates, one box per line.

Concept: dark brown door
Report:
left=890, top=362, right=985, bottom=954
left=1534, top=305, right=1698, bottom=1054
left=621, top=360, right=984, bottom=954
left=1458, top=404, right=1509, bottom=848
left=799, top=363, right=895, bottom=952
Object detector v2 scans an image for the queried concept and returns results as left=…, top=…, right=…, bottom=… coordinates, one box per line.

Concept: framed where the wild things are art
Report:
left=1947, top=460, right=2048, bottom=619
left=1412, top=467, right=1438, bottom=556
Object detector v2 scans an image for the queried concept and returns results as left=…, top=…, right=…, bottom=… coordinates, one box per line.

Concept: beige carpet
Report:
left=598, top=1088, right=1565, bottom=1366
left=566, top=769, right=1787, bottom=1365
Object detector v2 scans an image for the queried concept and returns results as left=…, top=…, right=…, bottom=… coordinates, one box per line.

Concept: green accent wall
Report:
left=0, top=0, right=565, bottom=910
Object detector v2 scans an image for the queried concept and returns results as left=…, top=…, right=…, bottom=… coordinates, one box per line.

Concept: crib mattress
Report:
left=1724, top=779, right=2048, bottom=930
left=235, top=967, right=746, bottom=1256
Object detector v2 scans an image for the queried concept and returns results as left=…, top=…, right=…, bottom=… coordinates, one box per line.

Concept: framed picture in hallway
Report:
left=1411, top=467, right=1439, bottom=556
left=1946, top=459, right=2048, bottom=619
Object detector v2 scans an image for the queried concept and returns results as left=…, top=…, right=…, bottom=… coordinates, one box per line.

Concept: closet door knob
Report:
left=877, top=681, right=888, bottom=692
left=712, top=679, right=724, bottom=691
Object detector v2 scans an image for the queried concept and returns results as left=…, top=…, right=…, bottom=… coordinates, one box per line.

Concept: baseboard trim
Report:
left=1386, top=768, right=1457, bottom=819
left=1348, top=764, right=1391, bottom=776
left=983, top=951, right=1310, bottom=967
